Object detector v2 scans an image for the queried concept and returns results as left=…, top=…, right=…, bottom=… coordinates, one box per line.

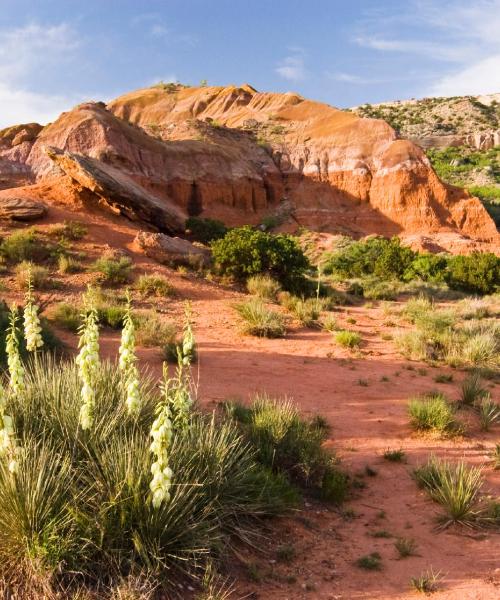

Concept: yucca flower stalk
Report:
left=6, top=305, right=25, bottom=399
left=23, top=269, right=43, bottom=352
left=167, top=361, right=193, bottom=432
left=76, top=303, right=100, bottom=430
left=181, top=301, right=196, bottom=366
left=118, top=293, right=141, bottom=415
left=0, top=383, right=19, bottom=474
left=150, top=364, right=174, bottom=508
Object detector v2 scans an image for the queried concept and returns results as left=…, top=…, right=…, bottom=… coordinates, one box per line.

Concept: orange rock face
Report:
left=0, top=84, right=498, bottom=253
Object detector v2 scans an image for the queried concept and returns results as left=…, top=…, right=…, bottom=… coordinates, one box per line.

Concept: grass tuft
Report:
left=408, top=393, right=459, bottom=435
left=234, top=299, right=286, bottom=338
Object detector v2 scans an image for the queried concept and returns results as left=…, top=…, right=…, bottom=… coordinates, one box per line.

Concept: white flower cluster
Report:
left=118, top=304, right=140, bottom=415
left=181, top=302, right=195, bottom=366
left=23, top=287, right=43, bottom=352
left=76, top=308, right=100, bottom=430
left=149, top=403, right=173, bottom=508
left=0, top=385, right=19, bottom=474
left=6, top=307, right=25, bottom=398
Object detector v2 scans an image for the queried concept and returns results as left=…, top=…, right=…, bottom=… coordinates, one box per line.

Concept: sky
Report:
left=1, top=0, right=500, bottom=127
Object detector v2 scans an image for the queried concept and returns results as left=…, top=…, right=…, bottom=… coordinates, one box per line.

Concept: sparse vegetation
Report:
left=411, top=568, right=442, bottom=594
left=395, top=537, right=417, bottom=558
left=384, top=449, right=406, bottom=462
left=356, top=552, right=382, bottom=571
left=135, top=311, right=177, bottom=347
left=0, top=228, right=49, bottom=263
left=15, top=261, right=49, bottom=290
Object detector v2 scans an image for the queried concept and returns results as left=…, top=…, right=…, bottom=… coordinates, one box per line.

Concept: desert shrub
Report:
left=226, top=396, right=348, bottom=503
left=47, top=220, right=87, bottom=241
left=324, top=236, right=415, bottom=280
left=383, top=449, right=405, bottom=462
left=361, top=277, right=401, bottom=300
left=247, top=274, right=281, bottom=301
left=48, top=302, right=81, bottom=332
left=414, top=457, right=483, bottom=527
left=286, top=296, right=328, bottom=327
left=458, top=297, right=495, bottom=320
left=0, top=357, right=294, bottom=596
left=93, top=256, right=133, bottom=285
left=0, top=228, right=50, bottom=263
left=234, top=299, right=286, bottom=338
left=403, top=253, right=448, bottom=282
left=460, top=371, right=488, bottom=406
left=98, top=305, right=127, bottom=329
left=445, top=252, right=500, bottom=295
left=356, top=552, right=382, bottom=570
left=394, top=537, right=417, bottom=558
left=15, top=261, right=49, bottom=290
left=477, top=396, right=500, bottom=431
left=410, top=568, right=442, bottom=593
left=186, top=217, right=228, bottom=244
left=211, top=226, right=310, bottom=291
left=335, top=330, right=361, bottom=349
left=321, top=314, right=338, bottom=332
left=135, top=274, right=173, bottom=297
left=57, top=254, right=82, bottom=274
left=135, top=311, right=177, bottom=347
left=408, top=393, right=459, bottom=435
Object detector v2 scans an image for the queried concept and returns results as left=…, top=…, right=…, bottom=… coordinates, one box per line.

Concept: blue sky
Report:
left=1, top=0, right=500, bottom=127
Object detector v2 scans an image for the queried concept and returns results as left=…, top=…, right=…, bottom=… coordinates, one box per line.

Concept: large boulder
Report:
left=134, top=231, right=210, bottom=267
left=45, top=146, right=186, bottom=234
left=0, top=196, right=46, bottom=221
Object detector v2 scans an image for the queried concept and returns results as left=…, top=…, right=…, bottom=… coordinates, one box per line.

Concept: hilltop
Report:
left=0, top=83, right=498, bottom=253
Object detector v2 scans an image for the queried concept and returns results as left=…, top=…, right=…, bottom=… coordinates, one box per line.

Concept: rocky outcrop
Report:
left=133, top=231, right=210, bottom=266
left=0, top=84, right=497, bottom=253
left=45, top=146, right=185, bottom=233
left=0, top=196, right=46, bottom=221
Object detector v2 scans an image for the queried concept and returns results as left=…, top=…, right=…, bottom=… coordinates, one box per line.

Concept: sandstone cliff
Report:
left=0, top=84, right=498, bottom=253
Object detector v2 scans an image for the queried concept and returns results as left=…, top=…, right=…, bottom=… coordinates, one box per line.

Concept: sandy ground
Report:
left=1, top=207, right=499, bottom=600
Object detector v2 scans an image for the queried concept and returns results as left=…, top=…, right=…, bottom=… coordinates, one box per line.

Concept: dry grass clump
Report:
left=234, top=299, right=286, bottom=338
left=57, top=254, right=83, bottom=274
left=93, top=253, right=133, bottom=285
left=247, top=274, right=281, bottom=301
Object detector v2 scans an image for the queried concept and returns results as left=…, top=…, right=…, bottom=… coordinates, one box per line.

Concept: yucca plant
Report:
left=414, top=457, right=483, bottom=528
left=408, top=394, right=458, bottom=435
left=234, top=299, right=286, bottom=338
left=477, top=396, right=500, bottom=431
left=460, top=371, right=488, bottom=406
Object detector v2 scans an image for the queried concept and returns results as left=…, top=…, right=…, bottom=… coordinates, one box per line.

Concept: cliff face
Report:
left=0, top=84, right=498, bottom=253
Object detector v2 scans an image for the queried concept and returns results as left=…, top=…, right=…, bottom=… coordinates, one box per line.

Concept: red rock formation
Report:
left=0, top=84, right=497, bottom=253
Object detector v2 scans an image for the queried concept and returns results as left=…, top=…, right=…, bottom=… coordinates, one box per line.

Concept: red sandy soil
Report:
left=1, top=207, right=499, bottom=600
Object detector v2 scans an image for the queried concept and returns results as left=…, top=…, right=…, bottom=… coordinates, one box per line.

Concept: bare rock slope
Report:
left=0, top=84, right=498, bottom=253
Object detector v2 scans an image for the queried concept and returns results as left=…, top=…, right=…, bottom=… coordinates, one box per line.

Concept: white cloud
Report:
left=351, top=0, right=500, bottom=98
left=0, top=22, right=81, bottom=127
left=429, top=54, right=500, bottom=96
left=276, top=53, right=306, bottom=82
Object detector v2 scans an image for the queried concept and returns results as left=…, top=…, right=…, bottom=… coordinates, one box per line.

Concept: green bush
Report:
left=226, top=396, right=348, bottom=503
left=135, top=311, right=177, bottom=347
left=0, top=357, right=294, bottom=596
left=57, top=254, right=83, bottom=274
left=48, top=302, right=81, bottom=332
left=446, top=253, right=500, bottom=295
left=403, top=253, right=448, bottom=282
left=0, top=229, right=49, bottom=263
left=186, top=217, right=228, bottom=244
left=93, top=256, right=133, bottom=285
left=212, top=226, right=310, bottom=291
